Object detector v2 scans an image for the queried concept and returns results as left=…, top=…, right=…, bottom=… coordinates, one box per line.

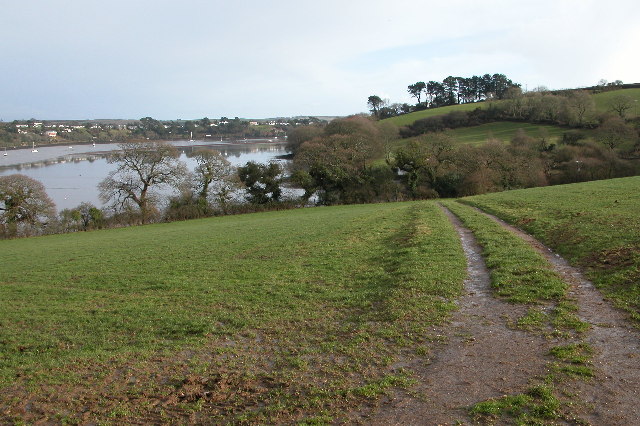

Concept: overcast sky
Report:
left=1, top=0, right=638, bottom=121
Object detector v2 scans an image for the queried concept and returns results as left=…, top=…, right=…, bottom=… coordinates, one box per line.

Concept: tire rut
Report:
left=363, top=205, right=554, bottom=425
left=468, top=204, right=640, bottom=424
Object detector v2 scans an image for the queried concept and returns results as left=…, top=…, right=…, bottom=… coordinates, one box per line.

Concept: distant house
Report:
left=45, top=130, right=57, bottom=138
left=249, top=121, right=259, bottom=126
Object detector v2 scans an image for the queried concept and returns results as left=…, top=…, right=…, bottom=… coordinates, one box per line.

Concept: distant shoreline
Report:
left=3, top=137, right=286, bottom=152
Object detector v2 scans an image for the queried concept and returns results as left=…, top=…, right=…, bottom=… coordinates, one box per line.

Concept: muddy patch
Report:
left=363, top=206, right=555, bottom=425
left=471, top=206, right=640, bottom=424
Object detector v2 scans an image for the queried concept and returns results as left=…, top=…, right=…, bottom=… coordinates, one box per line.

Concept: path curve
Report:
left=365, top=205, right=554, bottom=425
left=470, top=205, right=640, bottom=424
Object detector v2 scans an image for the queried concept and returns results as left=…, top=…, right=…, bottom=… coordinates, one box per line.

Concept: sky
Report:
left=1, top=0, right=638, bottom=121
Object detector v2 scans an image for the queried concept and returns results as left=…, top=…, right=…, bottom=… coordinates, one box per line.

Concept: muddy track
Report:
left=471, top=205, right=640, bottom=424
left=364, top=206, right=557, bottom=425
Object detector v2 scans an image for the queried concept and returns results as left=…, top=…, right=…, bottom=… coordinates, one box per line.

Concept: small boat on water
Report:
left=3, top=147, right=7, bottom=156
left=31, top=142, right=38, bottom=153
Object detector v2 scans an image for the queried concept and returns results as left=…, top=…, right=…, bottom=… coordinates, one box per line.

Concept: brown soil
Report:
left=361, top=206, right=559, bottom=425
left=475, top=207, right=640, bottom=425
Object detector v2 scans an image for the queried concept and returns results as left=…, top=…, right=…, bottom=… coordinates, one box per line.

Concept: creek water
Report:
left=0, top=139, right=289, bottom=211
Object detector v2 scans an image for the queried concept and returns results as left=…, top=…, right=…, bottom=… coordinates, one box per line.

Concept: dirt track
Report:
left=478, top=207, right=640, bottom=425
left=365, top=206, right=555, bottom=424
left=364, top=204, right=640, bottom=425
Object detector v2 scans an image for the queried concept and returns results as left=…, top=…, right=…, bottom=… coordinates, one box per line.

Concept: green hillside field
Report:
left=461, top=176, right=640, bottom=323
left=447, top=121, right=568, bottom=146
left=0, top=201, right=466, bottom=423
left=387, top=122, right=570, bottom=153
left=384, top=88, right=639, bottom=132
left=383, top=102, right=485, bottom=127
left=593, top=88, right=640, bottom=116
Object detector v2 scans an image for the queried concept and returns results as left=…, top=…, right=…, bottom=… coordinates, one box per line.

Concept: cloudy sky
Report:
left=1, top=0, right=638, bottom=121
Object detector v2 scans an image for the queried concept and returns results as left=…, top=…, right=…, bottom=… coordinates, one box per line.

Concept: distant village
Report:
left=0, top=116, right=333, bottom=147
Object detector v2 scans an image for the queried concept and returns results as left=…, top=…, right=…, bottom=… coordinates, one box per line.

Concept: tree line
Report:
left=287, top=115, right=639, bottom=204
left=368, top=73, right=520, bottom=118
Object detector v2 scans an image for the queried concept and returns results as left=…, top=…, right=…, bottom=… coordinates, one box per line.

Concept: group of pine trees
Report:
left=368, top=73, right=520, bottom=118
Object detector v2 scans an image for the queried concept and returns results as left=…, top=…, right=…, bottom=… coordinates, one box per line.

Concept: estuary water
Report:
left=0, top=139, right=289, bottom=211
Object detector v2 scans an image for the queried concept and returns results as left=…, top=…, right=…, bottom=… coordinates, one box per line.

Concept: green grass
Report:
left=0, top=201, right=466, bottom=422
left=461, top=176, right=640, bottom=324
left=448, top=121, right=569, bottom=146
left=470, top=384, right=561, bottom=424
left=383, top=102, right=487, bottom=127
left=593, top=88, right=640, bottom=117
left=441, top=201, right=568, bottom=305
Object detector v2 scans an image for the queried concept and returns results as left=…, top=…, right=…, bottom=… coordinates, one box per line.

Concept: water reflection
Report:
left=0, top=139, right=290, bottom=211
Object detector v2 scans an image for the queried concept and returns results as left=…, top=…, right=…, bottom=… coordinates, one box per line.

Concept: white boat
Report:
left=3, top=147, right=7, bottom=156
left=189, top=131, right=195, bottom=142
left=31, top=142, right=38, bottom=153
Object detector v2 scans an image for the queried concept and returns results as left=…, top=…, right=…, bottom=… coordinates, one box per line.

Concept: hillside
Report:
left=593, top=87, right=640, bottom=116
left=0, top=201, right=467, bottom=423
left=1, top=177, right=639, bottom=423
left=384, top=87, right=640, bottom=129
left=447, top=121, right=568, bottom=146
left=383, top=102, right=485, bottom=127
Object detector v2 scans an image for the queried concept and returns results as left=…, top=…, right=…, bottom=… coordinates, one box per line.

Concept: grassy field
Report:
left=384, top=87, right=639, bottom=130
left=460, top=176, right=640, bottom=323
left=386, top=121, right=570, bottom=154
left=0, top=201, right=466, bottom=423
left=383, top=102, right=485, bottom=127
left=447, top=121, right=568, bottom=146
left=593, top=88, right=640, bottom=117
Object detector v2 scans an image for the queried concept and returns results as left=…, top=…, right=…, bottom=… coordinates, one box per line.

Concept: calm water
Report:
left=0, top=139, right=289, bottom=211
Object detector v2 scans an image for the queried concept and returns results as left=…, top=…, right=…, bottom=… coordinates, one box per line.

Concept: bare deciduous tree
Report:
left=99, top=141, right=187, bottom=223
left=191, top=149, right=238, bottom=212
left=608, top=94, right=634, bottom=119
left=567, top=90, right=595, bottom=126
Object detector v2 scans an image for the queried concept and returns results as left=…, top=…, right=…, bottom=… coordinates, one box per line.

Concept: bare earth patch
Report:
left=475, top=207, right=640, bottom=424
left=362, top=206, right=557, bottom=425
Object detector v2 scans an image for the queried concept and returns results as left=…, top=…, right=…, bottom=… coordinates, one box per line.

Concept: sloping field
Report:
left=0, top=202, right=467, bottom=423
left=461, top=176, right=640, bottom=323
left=383, top=102, right=484, bottom=127
left=593, top=88, right=640, bottom=117
left=447, top=121, right=568, bottom=146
